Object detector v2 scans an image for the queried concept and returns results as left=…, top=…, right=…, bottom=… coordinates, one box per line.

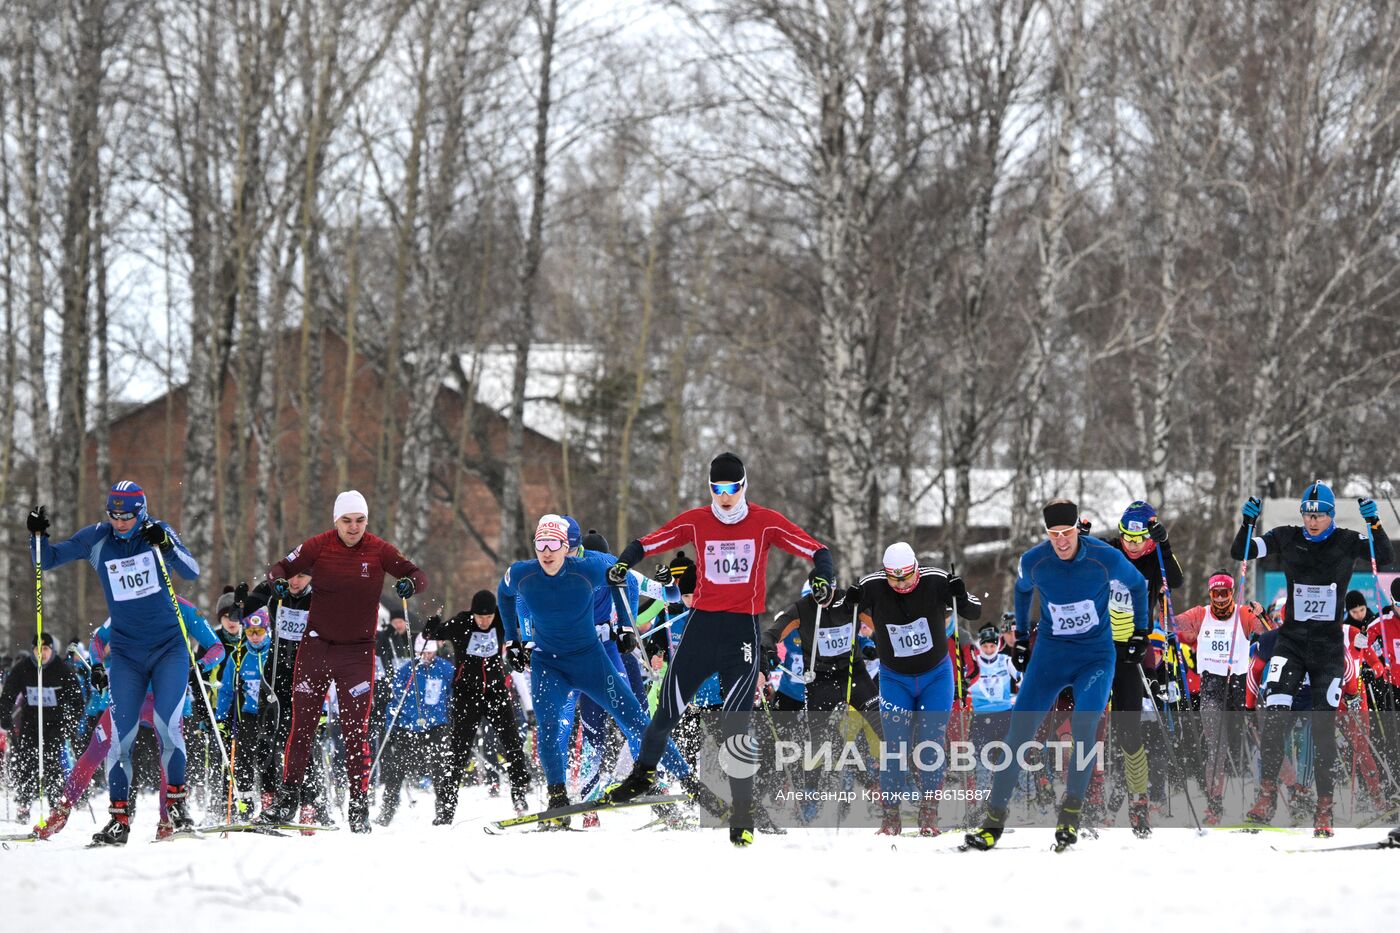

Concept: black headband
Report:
left=1043, top=501, right=1079, bottom=529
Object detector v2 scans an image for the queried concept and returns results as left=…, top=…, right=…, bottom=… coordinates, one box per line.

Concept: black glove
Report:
left=1361, top=665, right=1377, bottom=688
left=606, top=561, right=629, bottom=587
left=762, top=647, right=779, bottom=673
left=506, top=642, right=531, bottom=672
left=1124, top=630, right=1148, bottom=664
left=395, top=577, right=416, bottom=599
left=234, top=580, right=249, bottom=606
left=861, top=643, right=878, bottom=661
left=26, top=505, right=49, bottom=536
left=140, top=521, right=173, bottom=551
left=1013, top=635, right=1031, bottom=673
left=618, top=628, right=639, bottom=653
left=1076, top=518, right=1093, bottom=535
left=421, top=614, right=445, bottom=640
left=809, top=573, right=835, bottom=607
left=654, top=563, right=672, bottom=584
left=89, top=664, right=109, bottom=691
left=272, top=577, right=291, bottom=599
left=1147, top=518, right=1168, bottom=544
left=947, top=575, right=968, bottom=601
left=1150, top=677, right=1169, bottom=706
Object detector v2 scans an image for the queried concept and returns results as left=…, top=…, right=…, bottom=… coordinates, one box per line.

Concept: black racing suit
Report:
left=0, top=654, right=84, bottom=807
left=1232, top=520, right=1393, bottom=800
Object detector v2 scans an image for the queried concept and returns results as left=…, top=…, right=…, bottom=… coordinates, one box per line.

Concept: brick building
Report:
left=81, top=329, right=578, bottom=619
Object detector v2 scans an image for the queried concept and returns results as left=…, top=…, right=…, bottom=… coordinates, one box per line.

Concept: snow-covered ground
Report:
left=3, top=786, right=1396, bottom=931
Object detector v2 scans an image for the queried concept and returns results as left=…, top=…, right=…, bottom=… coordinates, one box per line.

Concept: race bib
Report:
left=887, top=617, right=934, bottom=658
left=1108, top=581, right=1135, bottom=640
left=1197, top=615, right=1248, bottom=675
left=787, top=653, right=804, bottom=679
left=816, top=622, right=855, bottom=657
left=1048, top=599, right=1100, bottom=637
left=424, top=677, right=443, bottom=706
left=467, top=630, right=499, bottom=658
left=276, top=607, right=309, bottom=642
left=703, top=539, right=756, bottom=586
left=1293, top=584, right=1336, bottom=622
left=242, top=677, right=260, bottom=705
left=25, top=686, right=57, bottom=707
left=105, top=552, right=159, bottom=602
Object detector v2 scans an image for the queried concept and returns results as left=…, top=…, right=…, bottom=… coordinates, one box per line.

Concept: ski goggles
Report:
left=534, top=538, right=566, bottom=553
left=884, top=564, right=918, bottom=583
left=710, top=481, right=744, bottom=496
left=245, top=625, right=269, bottom=638
left=1046, top=526, right=1079, bottom=539
left=1120, top=529, right=1150, bottom=544
left=107, top=510, right=136, bottom=521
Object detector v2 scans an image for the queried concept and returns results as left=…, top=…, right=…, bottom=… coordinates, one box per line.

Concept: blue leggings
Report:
left=565, top=642, right=642, bottom=799
left=878, top=657, right=954, bottom=795
left=532, top=641, right=688, bottom=787
left=106, top=639, right=191, bottom=801
left=988, top=637, right=1115, bottom=811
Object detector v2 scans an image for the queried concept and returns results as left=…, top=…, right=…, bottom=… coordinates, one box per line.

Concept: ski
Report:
left=484, top=793, right=686, bottom=834
left=196, top=822, right=338, bottom=834
left=1271, top=840, right=1400, bottom=854
left=1219, top=824, right=1306, bottom=835
left=0, top=832, right=38, bottom=842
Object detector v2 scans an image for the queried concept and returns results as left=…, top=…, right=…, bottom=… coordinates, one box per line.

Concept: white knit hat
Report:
left=333, top=490, right=369, bottom=523
left=882, top=541, right=917, bottom=575
left=414, top=634, right=438, bottom=654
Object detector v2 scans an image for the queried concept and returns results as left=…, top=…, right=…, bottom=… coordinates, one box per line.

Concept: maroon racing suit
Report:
left=268, top=530, right=428, bottom=796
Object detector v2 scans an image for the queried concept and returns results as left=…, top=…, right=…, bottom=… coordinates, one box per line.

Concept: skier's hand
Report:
left=1076, top=518, right=1092, bottom=535
left=234, top=581, right=249, bottom=609
left=1241, top=496, right=1263, bottom=522
left=26, top=505, right=49, bottom=536
left=761, top=647, right=779, bottom=673
left=606, top=561, right=629, bottom=587
left=808, top=573, right=835, bottom=607
left=272, top=577, right=291, bottom=599
left=1012, top=635, right=1031, bottom=673
left=1124, top=630, right=1148, bottom=664
left=1147, top=518, right=1168, bottom=544
left=653, top=562, right=672, bottom=584
left=947, top=574, right=968, bottom=602
left=421, top=614, right=445, bottom=640
left=140, top=521, right=173, bottom=551
left=861, top=643, right=878, bottom=661
left=394, top=577, right=416, bottom=599
left=197, top=643, right=226, bottom=672
left=506, top=641, right=531, bottom=672
left=1359, top=498, right=1380, bottom=524
left=618, top=627, right=639, bottom=653
left=89, top=664, right=109, bottom=691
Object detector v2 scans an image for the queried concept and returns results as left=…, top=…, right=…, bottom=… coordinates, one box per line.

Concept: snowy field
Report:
left=3, top=785, right=1397, bottom=932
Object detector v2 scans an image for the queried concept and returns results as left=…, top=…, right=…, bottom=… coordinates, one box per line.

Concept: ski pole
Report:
left=150, top=542, right=231, bottom=775
left=1154, top=549, right=1193, bottom=715
left=1364, top=517, right=1393, bottom=681
left=32, top=531, right=47, bottom=830
left=1136, top=662, right=1203, bottom=833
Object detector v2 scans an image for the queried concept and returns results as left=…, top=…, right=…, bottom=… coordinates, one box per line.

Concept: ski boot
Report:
left=1128, top=794, right=1152, bottom=838
left=1245, top=778, right=1279, bottom=827
left=511, top=786, right=529, bottom=815
left=155, top=820, right=174, bottom=841
left=166, top=784, right=195, bottom=833
left=542, top=782, right=571, bottom=830
left=91, top=801, right=131, bottom=846
left=1053, top=796, right=1083, bottom=852
left=1204, top=796, right=1224, bottom=827
left=730, top=826, right=754, bottom=847
left=918, top=800, right=941, bottom=837
left=962, top=806, right=1007, bottom=850
left=432, top=810, right=453, bottom=827
left=1287, top=783, right=1315, bottom=826
left=602, top=765, right=659, bottom=805
left=877, top=804, right=902, bottom=836
left=1313, top=794, right=1334, bottom=838
left=488, top=781, right=501, bottom=798
left=16, top=803, right=31, bottom=824
left=257, top=783, right=303, bottom=826
left=298, top=803, right=320, bottom=835
left=261, top=790, right=276, bottom=813
left=582, top=812, right=600, bottom=829
left=311, top=796, right=336, bottom=827
left=348, top=792, right=372, bottom=834
left=1388, top=825, right=1400, bottom=848
left=34, top=796, right=74, bottom=839
left=375, top=797, right=397, bottom=827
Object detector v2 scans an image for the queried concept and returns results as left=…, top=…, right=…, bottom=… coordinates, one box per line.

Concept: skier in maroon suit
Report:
left=257, top=490, right=428, bottom=833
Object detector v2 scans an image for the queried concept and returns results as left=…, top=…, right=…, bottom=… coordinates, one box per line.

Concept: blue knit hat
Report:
left=1300, top=482, right=1335, bottom=516
left=105, top=480, right=148, bottom=538
left=1118, top=500, right=1156, bottom=536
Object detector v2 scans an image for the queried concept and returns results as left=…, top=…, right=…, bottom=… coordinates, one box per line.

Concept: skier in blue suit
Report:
left=498, top=514, right=691, bottom=823
left=28, top=480, right=205, bottom=845
left=965, top=498, right=1148, bottom=852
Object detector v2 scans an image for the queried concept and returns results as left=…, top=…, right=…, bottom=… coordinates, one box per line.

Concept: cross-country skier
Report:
left=1233, top=482, right=1391, bottom=837
left=601, top=452, right=837, bottom=846
left=424, top=590, right=533, bottom=821
left=256, top=490, right=428, bottom=833
left=1172, top=569, right=1266, bottom=823
left=965, top=498, right=1149, bottom=852
left=215, top=605, right=274, bottom=814
left=0, top=633, right=83, bottom=823
left=497, top=514, right=691, bottom=828
left=855, top=541, right=981, bottom=836
left=377, top=634, right=454, bottom=826
left=28, top=481, right=205, bottom=844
